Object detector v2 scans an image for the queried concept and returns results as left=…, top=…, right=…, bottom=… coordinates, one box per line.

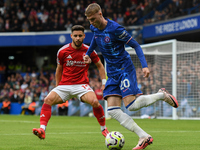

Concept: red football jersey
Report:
left=57, top=43, right=100, bottom=85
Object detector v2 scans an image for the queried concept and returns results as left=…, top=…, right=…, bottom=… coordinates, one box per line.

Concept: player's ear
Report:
left=99, top=11, right=102, bottom=16
left=70, top=34, right=72, bottom=38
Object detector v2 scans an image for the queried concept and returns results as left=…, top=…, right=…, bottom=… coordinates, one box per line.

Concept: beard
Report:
left=73, top=40, right=82, bottom=48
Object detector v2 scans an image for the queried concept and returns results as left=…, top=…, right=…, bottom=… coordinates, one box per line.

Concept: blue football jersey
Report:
left=86, top=18, right=147, bottom=78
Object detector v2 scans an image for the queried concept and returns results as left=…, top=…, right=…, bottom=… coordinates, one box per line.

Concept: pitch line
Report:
left=0, top=120, right=38, bottom=123
left=0, top=130, right=199, bottom=136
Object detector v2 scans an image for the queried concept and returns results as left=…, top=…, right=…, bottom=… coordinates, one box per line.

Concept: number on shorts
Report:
left=82, top=84, right=88, bottom=89
left=120, top=79, right=130, bottom=90
left=82, top=84, right=92, bottom=91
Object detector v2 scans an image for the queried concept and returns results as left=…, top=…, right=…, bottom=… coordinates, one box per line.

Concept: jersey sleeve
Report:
left=114, top=25, right=132, bottom=43
left=86, top=25, right=98, bottom=57
left=90, top=50, right=100, bottom=63
left=115, top=25, right=148, bottom=68
left=127, top=38, right=148, bottom=68
left=57, top=49, right=63, bottom=65
left=86, top=35, right=98, bottom=57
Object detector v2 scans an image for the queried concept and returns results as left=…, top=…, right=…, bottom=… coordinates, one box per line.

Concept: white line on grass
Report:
left=0, top=120, right=38, bottom=123
left=0, top=130, right=200, bottom=136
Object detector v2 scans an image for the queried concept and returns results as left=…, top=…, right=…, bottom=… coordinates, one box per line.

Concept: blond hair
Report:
left=85, top=3, right=102, bottom=16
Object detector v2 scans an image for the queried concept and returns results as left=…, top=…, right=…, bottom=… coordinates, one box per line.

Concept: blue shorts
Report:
left=103, top=69, right=142, bottom=100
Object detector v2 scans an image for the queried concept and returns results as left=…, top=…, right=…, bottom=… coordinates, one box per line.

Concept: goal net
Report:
left=105, top=39, right=200, bottom=120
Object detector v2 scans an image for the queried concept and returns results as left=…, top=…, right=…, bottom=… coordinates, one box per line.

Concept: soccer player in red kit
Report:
left=32, top=25, right=109, bottom=139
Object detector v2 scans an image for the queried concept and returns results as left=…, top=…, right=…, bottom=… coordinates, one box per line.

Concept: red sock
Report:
left=93, top=105, right=105, bottom=126
left=40, top=103, right=51, bottom=126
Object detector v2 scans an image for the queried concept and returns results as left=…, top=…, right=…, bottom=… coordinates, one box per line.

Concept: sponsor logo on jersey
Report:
left=104, top=36, right=110, bottom=43
left=67, top=55, right=72, bottom=59
left=66, top=60, right=86, bottom=67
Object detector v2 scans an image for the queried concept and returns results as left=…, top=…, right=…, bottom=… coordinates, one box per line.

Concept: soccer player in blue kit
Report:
left=84, top=3, right=179, bottom=150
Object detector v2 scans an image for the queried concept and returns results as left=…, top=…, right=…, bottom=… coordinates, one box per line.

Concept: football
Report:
left=105, top=131, right=125, bottom=150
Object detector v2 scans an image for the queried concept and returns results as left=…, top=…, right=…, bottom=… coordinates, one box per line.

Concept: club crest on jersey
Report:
left=104, top=36, right=110, bottom=43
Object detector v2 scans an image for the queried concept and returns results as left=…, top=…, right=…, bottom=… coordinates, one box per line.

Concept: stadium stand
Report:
left=0, top=0, right=200, bottom=117
left=0, top=0, right=199, bottom=32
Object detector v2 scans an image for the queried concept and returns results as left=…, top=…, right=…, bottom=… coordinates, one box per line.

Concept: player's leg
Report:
left=33, top=90, right=63, bottom=139
left=40, top=91, right=63, bottom=129
left=107, top=96, right=150, bottom=137
left=107, top=96, right=153, bottom=149
left=124, top=93, right=164, bottom=111
left=122, top=70, right=178, bottom=111
left=81, top=91, right=109, bottom=137
left=124, top=90, right=178, bottom=111
left=106, top=72, right=153, bottom=149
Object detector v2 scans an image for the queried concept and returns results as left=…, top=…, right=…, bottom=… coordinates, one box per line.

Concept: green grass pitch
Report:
left=0, top=115, right=199, bottom=150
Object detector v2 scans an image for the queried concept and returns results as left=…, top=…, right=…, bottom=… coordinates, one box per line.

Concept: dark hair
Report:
left=71, top=25, right=85, bottom=33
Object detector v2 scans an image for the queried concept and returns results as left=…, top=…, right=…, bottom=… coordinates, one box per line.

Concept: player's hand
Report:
left=142, top=67, right=150, bottom=78
left=83, top=55, right=92, bottom=64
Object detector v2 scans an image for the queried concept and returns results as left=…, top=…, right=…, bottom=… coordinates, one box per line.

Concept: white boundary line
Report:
left=0, top=130, right=199, bottom=136
left=0, top=120, right=38, bottom=123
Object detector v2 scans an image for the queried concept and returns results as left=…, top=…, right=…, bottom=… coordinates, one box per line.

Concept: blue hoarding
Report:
left=0, top=31, right=93, bottom=47
left=143, top=14, right=200, bottom=39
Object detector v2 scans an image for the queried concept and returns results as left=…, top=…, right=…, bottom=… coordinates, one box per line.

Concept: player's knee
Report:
left=107, top=107, right=121, bottom=119
left=127, top=105, right=138, bottom=111
left=44, top=97, right=54, bottom=106
left=90, top=99, right=99, bottom=108
left=107, top=109, right=114, bottom=117
left=126, top=100, right=139, bottom=111
left=127, top=106, right=140, bottom=111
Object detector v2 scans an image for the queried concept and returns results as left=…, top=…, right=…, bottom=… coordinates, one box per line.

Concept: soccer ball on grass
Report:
left=105, top=131, right=125, bottom=150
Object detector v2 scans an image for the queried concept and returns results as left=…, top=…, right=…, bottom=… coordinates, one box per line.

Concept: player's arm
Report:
left=127, top=39, right=149, bottom=77
left=115, top=26, right=149, bottom=77
left=84, top=36, right=98, bottom=64
left=94, top=60, right=106, bottom=91
left=55, top=64, right=63, bottom=86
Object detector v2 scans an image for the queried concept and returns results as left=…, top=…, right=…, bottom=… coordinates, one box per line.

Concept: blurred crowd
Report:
left=0, top=0, right=200, bottom=32
left=0, top=60, right=103, bottom=115
left=135, top=53, right=200, bottom=117
left=0, top=52, right=200, bottom=116
left=0, top=61, right=57, bottom=114
left=0, top=0, right=200, bottom=117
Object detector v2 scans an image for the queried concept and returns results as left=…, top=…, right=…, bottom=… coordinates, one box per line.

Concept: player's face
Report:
left=71, top=31, right=85, bottom=48
left=87, top=12, right=102, bottom=28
